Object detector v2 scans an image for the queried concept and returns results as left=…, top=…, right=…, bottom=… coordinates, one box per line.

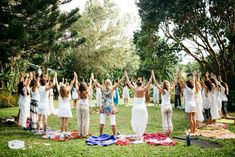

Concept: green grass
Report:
left=0, top=100, right=235, bottom=157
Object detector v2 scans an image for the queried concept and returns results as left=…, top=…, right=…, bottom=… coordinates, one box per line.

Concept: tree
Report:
left=64, top=0, right=140, bottom=80
left=0, top=0, right=80, bottom=91
left=133, top=28, right=179, bottom=80
left=137, top=0, right=235, bottom=88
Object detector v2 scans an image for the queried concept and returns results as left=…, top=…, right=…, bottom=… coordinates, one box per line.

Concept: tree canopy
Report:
left=137, top=0, right=235, bottom=88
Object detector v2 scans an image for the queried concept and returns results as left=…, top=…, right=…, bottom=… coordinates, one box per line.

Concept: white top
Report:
left=79, top=99, right=89, bottom=105
left=220, top=86, right=228, bottom=101
left=39, top=86, right=49, bottom=103
left=22, top=87, right=30, bottom=102
left=161, top=89, right=171, bottom=106
left=184, top=86, right=196, bottom=106
left=202, top=89, right=212, bottom=109
left=153, top=85, right=159, bottom=95
left=30, top=87, right=40, bottom=101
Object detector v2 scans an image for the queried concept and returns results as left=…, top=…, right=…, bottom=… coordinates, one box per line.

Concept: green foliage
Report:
left=0, top=91, right=17, bottom=108
left=59, top=0, right=140, bottom=80
left=137, top=0, right=235, bottom=89
left=134, top=28, right=179, bottom=80
left=0, top=0, right=80, bottom=91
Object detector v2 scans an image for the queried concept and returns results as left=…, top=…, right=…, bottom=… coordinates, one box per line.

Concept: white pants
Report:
left=161, top=105, right=173, bottom=132
left=77, top=104, right=89, bottom=136
left=100, top=113, right=116, bottom=125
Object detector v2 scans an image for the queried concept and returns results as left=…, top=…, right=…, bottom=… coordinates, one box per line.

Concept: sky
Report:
left=60, top=0, right=193, bottom=64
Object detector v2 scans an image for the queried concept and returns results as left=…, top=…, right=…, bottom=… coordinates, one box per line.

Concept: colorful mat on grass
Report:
left=86, top=134, right=116, bottom=146
left=42, top=130, right=82, bottom=141
left=217, top=119, right=234, bottom=124
left=197, top=123, right=235, bottom=139
left=197, top=129, right=235, bottom=139
left=143, top=133, right=176, bottom=146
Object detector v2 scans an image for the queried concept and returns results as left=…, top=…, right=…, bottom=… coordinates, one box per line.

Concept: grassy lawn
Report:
left=0, top=100, right=235, bottom=157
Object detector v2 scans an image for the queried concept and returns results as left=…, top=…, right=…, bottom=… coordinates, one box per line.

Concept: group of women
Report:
left=17, top=69, right=229, bottom=138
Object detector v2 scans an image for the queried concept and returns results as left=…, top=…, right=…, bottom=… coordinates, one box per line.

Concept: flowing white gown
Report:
left=131, top=97, right=148, bottom=136
left=195, top=92, right=204, bottom=122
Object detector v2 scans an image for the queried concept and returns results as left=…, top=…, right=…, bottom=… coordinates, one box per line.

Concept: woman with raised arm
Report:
left=55, top=72, right=76, bottom=133
left=19, top=72, right=32, bottom=129
left=194, top=73, right=204, bottom=125
left=152, top=71, right=173, bottom=135
left=76, top=73, right=93, bottom=137
left=37, top=72, right=55, bottom=133
left=125, top=71, right=152, bottom=137
left=178, top=72, right=197, bottom=134
left=219, top=75, right=229, bottom=118
left=29, top=72, right=40, bottom=130
left=92, top=75, right=125, bottom=135
left=201, top=72, right=213, bottom=124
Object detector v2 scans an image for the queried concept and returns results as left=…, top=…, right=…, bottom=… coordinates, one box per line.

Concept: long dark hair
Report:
left=204, top=80, right=213, bottom=91
left=79, top=82, right=88, bottom=99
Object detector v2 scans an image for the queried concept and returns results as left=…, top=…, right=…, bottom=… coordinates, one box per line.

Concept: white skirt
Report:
left=185, top=100, right=196, bottom=113
left=195, top=94, right=204, bottom=122
left=58, top=98, right=72, bottom=118
left=38, top=100, right=49, bottom=116
left=211, top=94, right=220, bottom=120
left=19, top=96, right=30, bottom=127
left=131, top=98, right=148, bottom=136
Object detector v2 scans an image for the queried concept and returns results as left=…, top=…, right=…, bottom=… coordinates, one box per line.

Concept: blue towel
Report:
left=113, top=88, right=119, bottom=106
left=86, top=134, right=116, bottom=146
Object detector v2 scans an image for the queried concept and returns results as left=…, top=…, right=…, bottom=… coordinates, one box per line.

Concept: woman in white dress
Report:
left=30, top=78, right=40, bottom=130
left=220, top=81, right=229, bottom=118
left=19, top=73, right=31, bottom=129
left=210, top=77, right=221, bottom=121
left=194, top=73, right=204, bottom=124
left=95, top=84, right=102, bottom=106
left=37, top=74, right=55, bottom=133
left=152, top=84, right=159, bottom=105
left=125, top=71, right=152, bottom=137
left=71, top=84, right=79, bottom=109
left=123, top=83, right=130, bottom=106
left=179, top=72, right=197, bottom=134
left=55, top=72, right=76, bottom=132
left=152, top=71, right=173, bottom=135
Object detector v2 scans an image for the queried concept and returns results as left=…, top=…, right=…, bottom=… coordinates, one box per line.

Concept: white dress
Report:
left=38, top=86, right=49, bottom=116
left=19, top=87, right=30, bottom=127
left=202, top=89, right=212, bottom=110
left=215, top=90, right=222, bottom=112
left=220, top=86, right=228, bottom=102
left=211, top=89, right=220, bottom=120
left=96, top=87, right=102, bottom=106
left=123, top=86, right=130, bottom=99
left=131, top=97, right=148, bottom=136
left=58, top=97, right=73, bottom=117
left=195, top=91, right=204, bottom=122
left=161, top=90, right=173, bottom=131
left=184, top=86, right=196, bottom=113
left=71, top=87, right=78, bottom=100
left=152, top=85, right=159, bottom=104
left=48, top=89, right=56, bottom=115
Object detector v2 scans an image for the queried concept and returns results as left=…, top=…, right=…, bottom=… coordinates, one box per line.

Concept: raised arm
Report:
left=144, top=72, right=153, bottom=91
left=152, top=70, right=161, bottom=90
left=26, top=72, right=33, bottom=88
left=45, top=73, right=56, bottom=91
left=125, top=71, right=135, bottom=90
left=112, top=75, right=125, bottom=91
left=67, top=72, right=77, bottom=93
left=92, top=78, right=104, bottom=90
left=88, top=73, right=94, bottom=90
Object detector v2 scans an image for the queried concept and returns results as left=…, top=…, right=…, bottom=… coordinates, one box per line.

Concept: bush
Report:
left=0, top=91, right=17, bottom=108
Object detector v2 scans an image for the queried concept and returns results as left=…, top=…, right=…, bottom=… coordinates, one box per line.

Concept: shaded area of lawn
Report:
left=0, top=101, right=235, bottom=157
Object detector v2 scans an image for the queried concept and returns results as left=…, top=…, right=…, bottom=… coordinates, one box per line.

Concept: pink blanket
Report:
left=144, top=133, right=176, bottom=146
